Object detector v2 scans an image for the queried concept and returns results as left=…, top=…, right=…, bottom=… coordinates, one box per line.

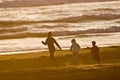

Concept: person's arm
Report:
left=70, top=45, right=72, bottom=52
left=77, top=44, right=81, bottom=50
left=42, top=38, right=48, bottom=45
left=42, top=41, right=46, bottom=45
left=97, top=46, right=100, bottom=52
left=54, top=38, right=61, bottom=50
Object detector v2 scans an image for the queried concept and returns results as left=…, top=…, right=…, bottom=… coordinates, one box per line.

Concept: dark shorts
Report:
left=49, top=49, right=55, bottom=54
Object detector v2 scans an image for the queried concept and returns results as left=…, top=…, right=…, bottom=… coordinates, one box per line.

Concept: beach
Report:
left=0, top=46, right=120, bottom=80
left=0, top=0, right=120, bottom=53
left=0, top=0, right=120, bottom=79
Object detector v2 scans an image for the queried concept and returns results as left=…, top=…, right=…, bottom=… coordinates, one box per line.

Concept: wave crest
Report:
left=0, top=27, right=27, bottom=34
left=0, top=26, right=119, bottom=39
left=48, top=14, right=120, bottom=22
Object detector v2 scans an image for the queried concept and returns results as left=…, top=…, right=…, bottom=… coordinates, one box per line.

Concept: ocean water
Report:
left=0, top=1, right=120, bottom=54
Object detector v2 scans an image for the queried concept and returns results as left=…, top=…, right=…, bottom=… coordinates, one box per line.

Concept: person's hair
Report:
left=71, top=39, right=76, bottom=43
left=47, top=32, right=52, bottom=37
left=92, top=41, right=96, bottom=45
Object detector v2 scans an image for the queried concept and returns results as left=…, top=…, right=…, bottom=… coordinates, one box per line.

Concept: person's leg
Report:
left=97, top=56, right=100, bottom=65
left=50, top=51, right=57, bottom=66
left=72, top=53, right=78, bottom=65
left=50, top=53, right=55, bottom=62
left=74, top=54, right=78, bottom=65
left=72, top=54, right=75, bottom=65
left=95, top=54, right=100, bottom=65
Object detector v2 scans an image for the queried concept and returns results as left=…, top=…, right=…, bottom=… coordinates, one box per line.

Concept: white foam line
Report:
left=0, top=49, right=46, bottom=55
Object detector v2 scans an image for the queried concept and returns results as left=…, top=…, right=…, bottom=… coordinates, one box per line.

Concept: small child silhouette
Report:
left=91, top=41, right=100, bottom=65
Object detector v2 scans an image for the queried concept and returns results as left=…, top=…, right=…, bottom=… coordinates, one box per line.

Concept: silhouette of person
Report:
left=70, top=39, right=80, bottom=65
left=91, top=41, right=100, bottom=65
left=42, top=32, right=61, bottom=66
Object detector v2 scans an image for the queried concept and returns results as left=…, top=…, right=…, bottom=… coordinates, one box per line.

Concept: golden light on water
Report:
left=0, top=1, right=120, bottom=80
left=0, top=0, right=120, bottom=53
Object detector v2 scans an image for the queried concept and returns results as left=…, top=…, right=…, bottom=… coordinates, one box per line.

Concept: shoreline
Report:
left=0, top=45, right=119, bottom=56
left=0, top=45, right=119, bottom=60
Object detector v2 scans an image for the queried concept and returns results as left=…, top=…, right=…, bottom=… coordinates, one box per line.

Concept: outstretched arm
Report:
left=97, top=46, right=100, bottom=52
left=42, top=41, right=46, bottom=45
left=70, top=46, right=72, bottom=52
left=54, top=39, right=61, bottom=50
left=42, top=38, right=48, bottom=45
left=78, top=44, right=81, bottom=50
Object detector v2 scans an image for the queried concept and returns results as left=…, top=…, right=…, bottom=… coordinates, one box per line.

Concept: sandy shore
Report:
left=0, top=46, right=120, bottom=80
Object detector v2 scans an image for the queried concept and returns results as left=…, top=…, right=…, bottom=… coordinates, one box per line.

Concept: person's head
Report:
left=92, top=41, right=96, bottom=46
left=71, top=39, right=76, bottom=44
left=47, top=32, right=52, bottom=37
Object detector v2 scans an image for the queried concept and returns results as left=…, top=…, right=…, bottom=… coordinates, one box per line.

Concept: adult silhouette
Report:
left=42, top=32, right=61, bottom=66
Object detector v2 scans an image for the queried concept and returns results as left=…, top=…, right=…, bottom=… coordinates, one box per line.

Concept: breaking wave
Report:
left=0, top=13, right=120, bottom=25
left=0, top=26, right=119, bottom=39
left=49, top=14, right=120, bottom=22
left=0, top=27, right=27, bottom=34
